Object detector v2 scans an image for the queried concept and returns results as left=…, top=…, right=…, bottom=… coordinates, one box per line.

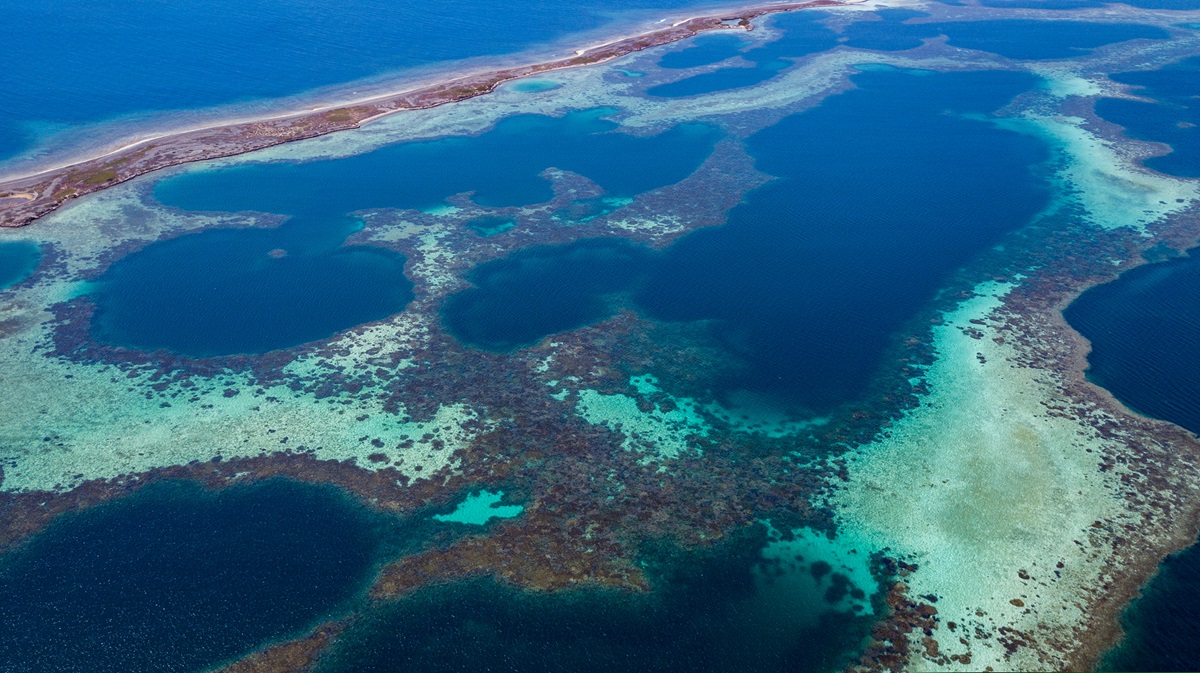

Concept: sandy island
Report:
left=0, top=0, right=851, bottom=229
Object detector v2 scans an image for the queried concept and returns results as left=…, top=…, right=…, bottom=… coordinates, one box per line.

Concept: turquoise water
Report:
left=1095, top=56, right=1200, bottom=178
left=0, top=0, right=718, bottom=165
left=446, top=67, right=1051, bottom=412
left=648, top=12, right=837, bottom=97
left=512, top=79, right=561, bottom=93
left=0, top=240, right=40, bottom=290
left=553, top=196, right=632, bottom=223
left=0, top=480, right=387, bottom=673
left=88, top=109, right=719, bottom=357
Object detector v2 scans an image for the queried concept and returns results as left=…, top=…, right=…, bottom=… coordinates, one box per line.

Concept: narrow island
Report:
left=0, top=0, right=849, bottom=229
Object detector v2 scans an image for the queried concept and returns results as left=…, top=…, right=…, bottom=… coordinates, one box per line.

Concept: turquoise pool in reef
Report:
left=432, top=490, right=524, bottom=524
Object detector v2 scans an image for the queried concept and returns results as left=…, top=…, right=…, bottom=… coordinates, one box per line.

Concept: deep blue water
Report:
left=1064, top=250, right=1200, bottom=435
left=648, top=65, right=781, bottom=98
left=843, top=13, right=1169, bottom=59
left=975, top=0, right=1200, bottom=8
left=646, top=13, right=1167, bottom=99
left=316, top=531, right=877, bottom=673
left=89, top=222, right=415, bottom=357
left=0, top=240, right=40, bottom=289
left=659, top=33, right=748, bottom=69
left=447, top=67, right=1051, bottom=412
left=1069, top=248, right=1200, bottom=661
left=89, top=109, right=718, bottom=356
left=0, top=0, right=717, bottom=164
left=154, top=109, right=718, bottom=212
left=648, top=12, right=838, bottom=97
left=840, top=9, right=935, bottom=52
left=1095, top=57, right=1200, bottom=178
left=1101, top=535, right=1200, bottom=671
left=0, top=480, right=384, bottom=673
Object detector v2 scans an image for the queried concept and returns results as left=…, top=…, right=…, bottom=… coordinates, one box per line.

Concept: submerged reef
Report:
left=2, top=1, right=1200, bottom=672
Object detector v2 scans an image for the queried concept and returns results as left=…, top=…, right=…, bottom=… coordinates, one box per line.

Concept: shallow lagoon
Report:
left=1095, top=56, right=1200, bottom=178
left=0, top=240, right=39, bottom=290
left=89, top=109, right=719, bottom=357
left=448, top=67, right=1052, bottom=412
left=843, top=14, right=1169, bottom=59
left=1065, top=250, right=1200, bottom=435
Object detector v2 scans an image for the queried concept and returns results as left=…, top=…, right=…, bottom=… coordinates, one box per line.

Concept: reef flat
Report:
left=3, top=1, right=1200, bottom=671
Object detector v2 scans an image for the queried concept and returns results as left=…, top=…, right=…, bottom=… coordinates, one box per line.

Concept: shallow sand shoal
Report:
left=834, top=282, right=1197, bottom=671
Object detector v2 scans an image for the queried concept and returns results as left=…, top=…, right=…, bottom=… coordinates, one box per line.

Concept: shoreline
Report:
left=0, top=0, right=850, bottom=230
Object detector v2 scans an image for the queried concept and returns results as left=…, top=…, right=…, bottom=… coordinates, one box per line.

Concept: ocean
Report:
left=0, top=0, right=718, bottom=171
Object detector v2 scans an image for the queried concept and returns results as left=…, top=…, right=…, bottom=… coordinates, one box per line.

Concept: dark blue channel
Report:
left=976, top=0, right=1200, bottom=8
left=648, top=13, right=1167, bottom=100
left=444, top=67, right=1052, bottom=412
left=659, top=33, right=748, bottom=69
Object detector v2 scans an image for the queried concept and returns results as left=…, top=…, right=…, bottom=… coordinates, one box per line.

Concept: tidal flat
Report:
left=2, top=1, right=1200, bottom=671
